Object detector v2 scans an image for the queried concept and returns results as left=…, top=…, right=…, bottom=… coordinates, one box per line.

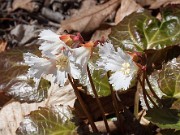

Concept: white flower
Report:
left=24, top=49, right=81, bottom=86
left=97, top=42, right=138, bottom=91
left=38, top=30, right=68, bottom=58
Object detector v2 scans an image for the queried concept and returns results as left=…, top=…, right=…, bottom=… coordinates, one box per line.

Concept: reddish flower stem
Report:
left=68, top=74, right=98, bottom=133
left=107, top=71, right=125, bottom=134
left=144, top=72, right=163, bottom=107
left=138, top=74, right=151, bottom=110
left=87, top=66, right=111, bottom=134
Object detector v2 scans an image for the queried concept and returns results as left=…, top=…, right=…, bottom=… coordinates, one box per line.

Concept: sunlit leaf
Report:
left=8, top=78, right=50, bottom=103
left=146, top=108, right=180, bottom=130
left=158, top=56, right=180, bottom=98
left=0, top=45, right=40, bottom=90
left=92, top=70, right=110, bottom=97
left=109, top=5, right=180, bottom=52
left=0, top=45, right=50, bottom=103
left=16, top=107, right=77, bottom=135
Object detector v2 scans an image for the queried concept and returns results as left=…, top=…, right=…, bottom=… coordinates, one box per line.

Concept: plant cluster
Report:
left=0, top=5, right=180, bottom=135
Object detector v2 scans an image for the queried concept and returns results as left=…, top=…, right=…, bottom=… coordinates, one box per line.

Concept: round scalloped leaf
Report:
left=145, top=108, right=180, bottom=130
left=109, top=5, right=180, bottom=52
left=16, top=107, right=77, bottom=135
left=158, top=56, right=180, bottom=98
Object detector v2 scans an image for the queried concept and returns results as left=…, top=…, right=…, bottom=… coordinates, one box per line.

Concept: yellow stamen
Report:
left=56, top=54, right=69, bottom=70
left=120, top=62, right=131, bottom=75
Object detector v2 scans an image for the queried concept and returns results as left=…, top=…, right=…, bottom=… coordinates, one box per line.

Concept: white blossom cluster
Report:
left=24, top=30, right=138, bottom=91
left=24, top=30, right=91, bottom=86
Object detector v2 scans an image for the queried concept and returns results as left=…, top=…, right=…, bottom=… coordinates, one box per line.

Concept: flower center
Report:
left=120, top=62, right=130, bottom=75
left=56, top=54, right=69, bottom=70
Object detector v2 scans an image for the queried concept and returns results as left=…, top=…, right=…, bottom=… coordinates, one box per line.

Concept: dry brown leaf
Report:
left=115, top=0, right=143, bottom=24
left=59, top=0, right=120, bottom=33
left=0, top=83, right=76, bottom=135
left=10, top=24, right=40, bottom=46
left=138, top=110, right=150, bottom=126
left=135, top=0, right=156, bottom=6
left=11, top=0, right=41, bottom=12
left=0, top=40, right=7, bottom=53
left=0, top=91, right=12, bottom=108
left=91, top=27, right=111, bottom=41
left=150, top=0, right=180, bottom=9
left=69, top=0, right=97, bottom=15
left=45, top=83, right=76, bottom=107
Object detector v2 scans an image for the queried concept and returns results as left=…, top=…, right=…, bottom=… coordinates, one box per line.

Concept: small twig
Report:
left=107, top=71, right=125, bottom=134
left=87, top=66, right=110, bottom=133
left=67, top=74, right=98, bottom=133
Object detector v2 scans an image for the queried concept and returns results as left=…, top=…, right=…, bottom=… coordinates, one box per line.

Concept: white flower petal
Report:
left=38, top=30, right=71, bottom=58
left=116, top=47, right=131, bottom=61
left=109, top=71, right=132, bottom=90
left=55, top=70, right=67, bottom=86
left=39, top=42, right=64, bottom=58
left=105, top=62, right=121, bottom=72
left=97, top=42, right=121, bottom=71
left=24, top=53, right=54, bottom=79
left=69, top=62, right=81, bottom=79
left=39, top=30, right=60, bottom=42
left=72, top=46, right=91, bottom=74
left=98, top=42, right=115, bottom=57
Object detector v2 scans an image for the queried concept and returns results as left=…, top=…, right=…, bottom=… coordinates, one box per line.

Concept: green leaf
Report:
left=158, top=56, right=180, bottom=98
left=145, top=108, right=180, bottom=130
left=16, top=107, right=77, bottom=135
left=92, top=70, right=110, bottom=97
left=0, top=45, right=50, bottom=103
left=109, top=6, right=180, bottom=52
